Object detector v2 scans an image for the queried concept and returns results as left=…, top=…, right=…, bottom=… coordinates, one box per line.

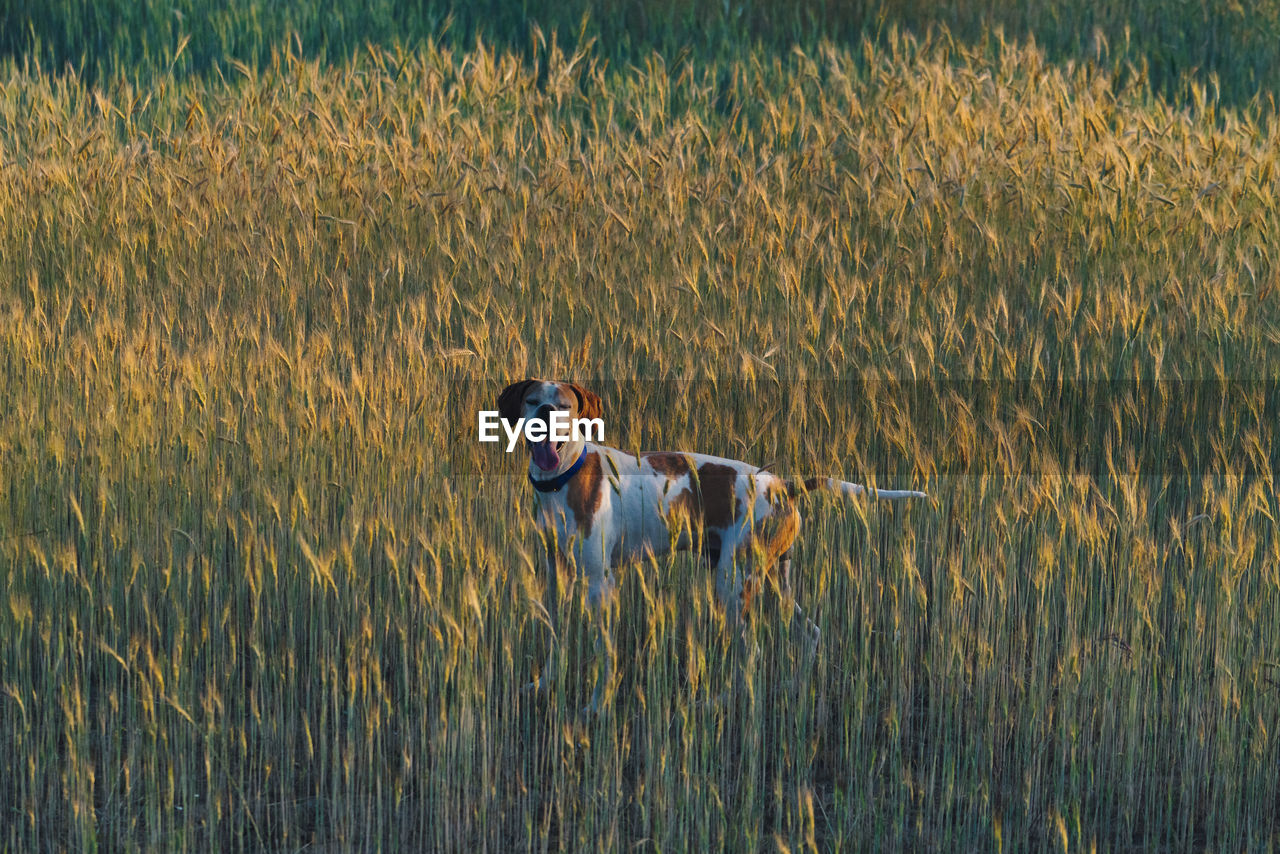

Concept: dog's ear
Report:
left=497, top=379, right=537, bottom=424
left=568, top=383, right=603, bottom=421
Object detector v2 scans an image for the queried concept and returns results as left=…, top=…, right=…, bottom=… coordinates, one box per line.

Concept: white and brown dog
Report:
left=498, top=379, right=926, bottom=712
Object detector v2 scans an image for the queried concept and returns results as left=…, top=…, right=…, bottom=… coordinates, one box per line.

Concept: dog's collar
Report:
left=529, top=451, right=586, bottom=493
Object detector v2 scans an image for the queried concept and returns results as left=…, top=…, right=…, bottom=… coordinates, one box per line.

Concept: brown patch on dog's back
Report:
left=696, top=462, right=740, bottom=529
left=566, top=451, right=604, bottom=535
left=644, top=452, right=691, bottom=478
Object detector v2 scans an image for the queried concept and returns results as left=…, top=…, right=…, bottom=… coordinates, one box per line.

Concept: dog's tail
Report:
left=785, top=476, right=927, bottom=501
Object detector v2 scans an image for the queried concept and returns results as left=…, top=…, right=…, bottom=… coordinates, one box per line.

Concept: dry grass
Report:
left=1, top=28, right=1278, bottom=850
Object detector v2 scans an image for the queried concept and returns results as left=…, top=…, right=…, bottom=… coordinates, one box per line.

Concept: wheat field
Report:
left=2, top=18, right=1279, bottom=852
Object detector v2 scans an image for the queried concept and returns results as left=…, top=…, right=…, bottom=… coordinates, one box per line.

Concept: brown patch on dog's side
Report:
left=696, top=462, right=740, bottom=529
left=566, top=451, right=604, bottom=535
left=702, top=529, right=723, bottom=564
left=661, top=486, right=702, bottom=554
left=661, top=487, right=729, bottom=563
left=735, top=501, right=800, bottom=616
left=666, top=486, right=701, bottom=521
left=739, top=575, right=763, bottom=615
left=737, top=502, right=801, bottom=569
left=644, top=452, right=691, bottom=478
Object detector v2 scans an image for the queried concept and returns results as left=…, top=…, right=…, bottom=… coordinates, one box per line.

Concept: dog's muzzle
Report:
left=528, top=405, right=560, bottom=471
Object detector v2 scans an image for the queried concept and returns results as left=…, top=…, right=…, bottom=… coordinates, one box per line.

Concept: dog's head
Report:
left=497, top=379, right=603, bottom=473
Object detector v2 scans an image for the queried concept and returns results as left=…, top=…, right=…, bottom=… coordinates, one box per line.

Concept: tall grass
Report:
left=1, top=28, right=1278, bottom=850
left=4, top=0, right=1280, bottom=105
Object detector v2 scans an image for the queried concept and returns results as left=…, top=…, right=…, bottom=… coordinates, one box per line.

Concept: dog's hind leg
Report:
left=778, top=552, right=820, bottom=658
left=714, top=552, right=761, bottom=703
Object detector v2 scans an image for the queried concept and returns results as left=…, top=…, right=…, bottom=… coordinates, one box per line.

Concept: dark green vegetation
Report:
left=2, top=2, right=1280, bottom=851
left=4, top=0, right=1280, bottom=105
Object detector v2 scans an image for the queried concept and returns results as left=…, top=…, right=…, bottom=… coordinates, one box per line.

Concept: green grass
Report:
left=4, top=0, right=1280, bottom=105
left=1, top=21, right=1279, bottom=852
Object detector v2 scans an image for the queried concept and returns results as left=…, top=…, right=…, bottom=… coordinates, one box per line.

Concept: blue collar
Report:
left=529, top=451, right=586, bottom=493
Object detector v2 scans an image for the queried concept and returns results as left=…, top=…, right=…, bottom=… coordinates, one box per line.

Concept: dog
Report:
left=497, top=379, right=927, bottom=713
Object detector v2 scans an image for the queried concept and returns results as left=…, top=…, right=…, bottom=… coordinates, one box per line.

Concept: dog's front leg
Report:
left=582, top=551, right=616, bottom=717
left=527, top=532, right=562, bottom=696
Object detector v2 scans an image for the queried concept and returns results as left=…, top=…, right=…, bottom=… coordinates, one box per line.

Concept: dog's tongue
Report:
left=531, top=440, right=560, bottom=472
